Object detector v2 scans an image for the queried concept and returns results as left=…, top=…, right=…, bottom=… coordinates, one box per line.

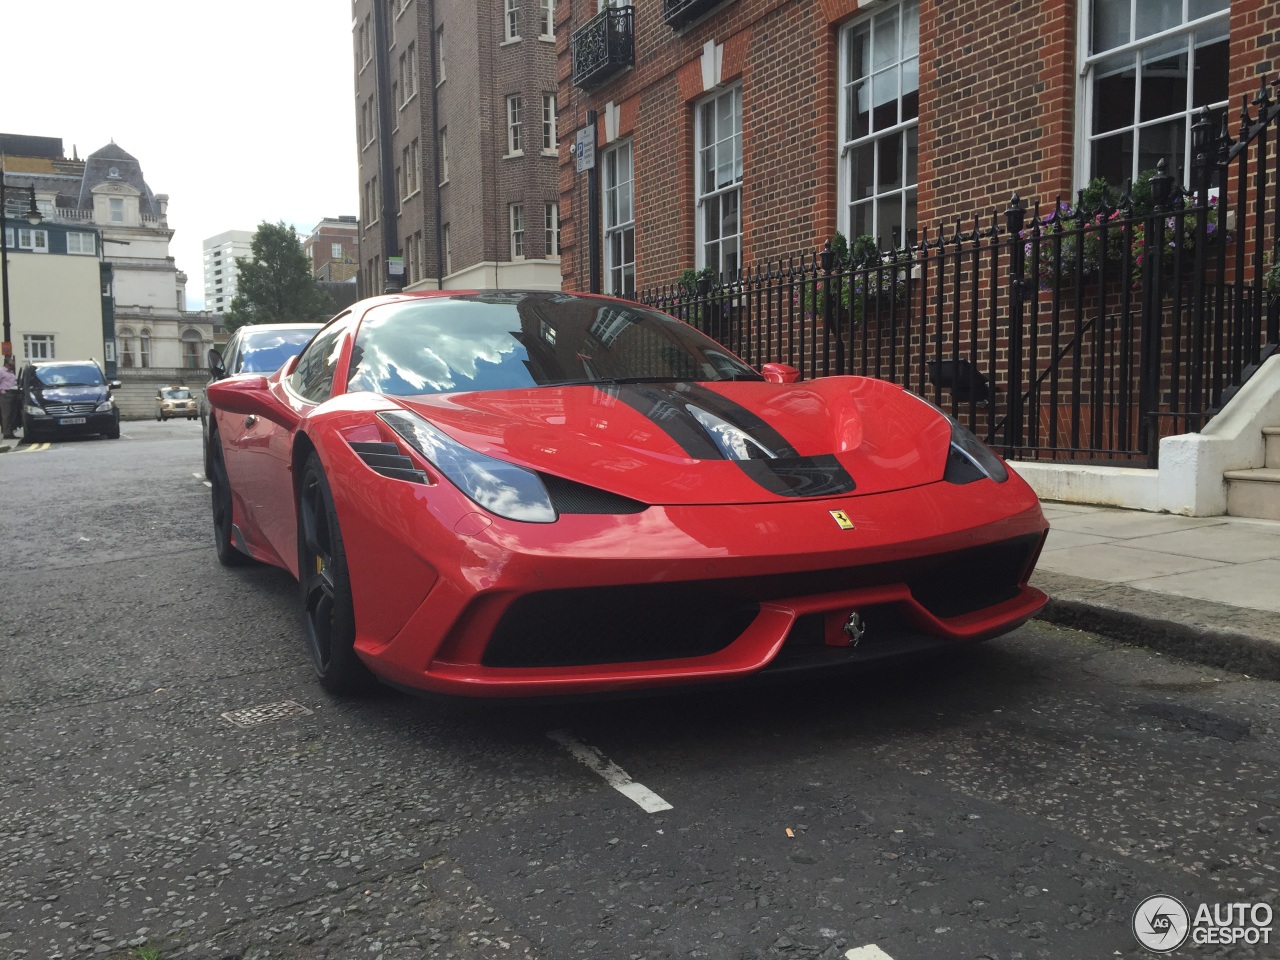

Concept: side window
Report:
left=289, top=326, right=346, bottom=403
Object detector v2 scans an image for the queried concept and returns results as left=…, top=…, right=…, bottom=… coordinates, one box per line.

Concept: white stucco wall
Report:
left=440, top=259, right=564, bottom=291
left=0, top=251, right=105, bottom=363
left=1013, top=354, right=1280, bottom=516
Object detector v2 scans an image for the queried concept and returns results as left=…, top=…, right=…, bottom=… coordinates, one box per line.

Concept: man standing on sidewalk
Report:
left=0, top=356, right=18, bottom=438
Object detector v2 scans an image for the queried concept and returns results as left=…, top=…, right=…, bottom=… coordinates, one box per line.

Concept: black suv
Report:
left=19, top=359, right=121, bottom=442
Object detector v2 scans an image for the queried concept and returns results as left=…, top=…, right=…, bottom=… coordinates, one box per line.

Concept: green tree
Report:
left=223, top=221, right=336, bottom=331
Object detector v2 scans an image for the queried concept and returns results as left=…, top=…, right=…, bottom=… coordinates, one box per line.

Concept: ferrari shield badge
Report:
left=829, top=510, right=855, bottom=530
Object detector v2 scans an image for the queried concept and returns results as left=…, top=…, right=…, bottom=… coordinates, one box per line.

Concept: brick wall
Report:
left=558, top=0, right=1274, bottom=296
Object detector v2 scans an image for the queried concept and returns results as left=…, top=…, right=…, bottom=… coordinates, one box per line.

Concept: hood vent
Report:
left=349, top=440, right=428, bottom=484
left=539, top=473, right=648, bottom=515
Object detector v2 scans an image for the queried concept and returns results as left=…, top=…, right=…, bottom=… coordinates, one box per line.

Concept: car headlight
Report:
left=944, top=414, right=1008, bottom=484
left=378, top=410, right=557, bottom=522
left=24, top=403, right=43, bottom=416
left=96, top=400, right=114, bottom=413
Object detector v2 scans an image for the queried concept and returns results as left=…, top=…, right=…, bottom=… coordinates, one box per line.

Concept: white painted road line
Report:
left=547, top=729, right=673, bottom=813
left=846, top=946, right=895, bottom=960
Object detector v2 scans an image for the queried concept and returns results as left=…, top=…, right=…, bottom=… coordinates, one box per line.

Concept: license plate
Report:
left=59, top=417, right=87, bottom=425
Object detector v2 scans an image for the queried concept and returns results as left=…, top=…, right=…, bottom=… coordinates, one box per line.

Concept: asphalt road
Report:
left=1, top=421, right=1277, bottom=960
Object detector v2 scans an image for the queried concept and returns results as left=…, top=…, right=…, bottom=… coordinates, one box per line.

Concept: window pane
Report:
left=1139, top=35, right=1188, bottom=123
left=1137, top=117, right=1183, bottom=175
left=1136, top=0, right=1180, bottom=41
left=852, top=143, right=875, bottom=200
left=1093, top=52, right=1136, bottom=135
left=848, top=80, right=871, bottom=140
left=1092, top=0, right=1130, bottom=52
left=1091, top=129, right=1133, bottom=186
left=871, top=6, right=898, bottom=70
left=1192, top=35, right=1229, bottom=108
left=847, top=22, right=869, bottom=81
left=703, top=194, right=721, bottom=242
left=878, top=196, right=903, bottom=249
left=878, top=131, right=904, bottom=193
left=906, top=126, right=918, bottom=187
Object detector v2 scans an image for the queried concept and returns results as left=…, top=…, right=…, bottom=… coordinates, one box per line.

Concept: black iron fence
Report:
left=639, top=83, right=1280, bottom=467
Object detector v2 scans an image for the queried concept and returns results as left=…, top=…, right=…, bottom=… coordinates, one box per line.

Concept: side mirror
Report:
left=206, top=376, right=301, bottom=431
left=761, top=363, right=801, bottom=384
left=108, top=380, right=122, bottom=390
left=208, top=348, right=227, bottom=380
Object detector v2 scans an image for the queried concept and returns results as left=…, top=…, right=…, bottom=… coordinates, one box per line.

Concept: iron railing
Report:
left=637, top=80, right=1280, bottom=467
left=572, top=5, right=635, bottom=90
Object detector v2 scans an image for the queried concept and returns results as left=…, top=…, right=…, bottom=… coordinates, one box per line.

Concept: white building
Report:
left=202, top=229, right=253, bottom=314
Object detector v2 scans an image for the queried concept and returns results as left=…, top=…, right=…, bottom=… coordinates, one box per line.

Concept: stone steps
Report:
left=1223, top=426, right=1280, bottom=520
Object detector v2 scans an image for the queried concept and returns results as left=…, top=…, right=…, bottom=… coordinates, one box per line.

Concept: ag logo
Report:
left=829, top=509, right=855, bottom=530
left=1133, top=895, right=1190, bottom=953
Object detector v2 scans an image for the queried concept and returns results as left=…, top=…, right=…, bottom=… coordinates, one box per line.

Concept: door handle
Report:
left=244, top=415, right=258, bottom=428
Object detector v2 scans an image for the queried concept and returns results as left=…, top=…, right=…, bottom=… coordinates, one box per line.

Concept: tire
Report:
left=209, top=428, right=251, bottom=567
left=297, top=452, right=376, bottom=694
left=20, top=414, right=37, bottom=444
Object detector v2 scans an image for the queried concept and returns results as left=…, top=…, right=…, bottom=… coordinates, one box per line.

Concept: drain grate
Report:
left=221, top=700, right=314, bottom=728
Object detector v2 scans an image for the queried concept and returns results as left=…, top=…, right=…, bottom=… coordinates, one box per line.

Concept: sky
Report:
left=4, top=1, right=359, bottom=310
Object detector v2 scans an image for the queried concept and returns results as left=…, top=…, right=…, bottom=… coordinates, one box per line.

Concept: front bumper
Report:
left=26, top=410, right=118, bottom=436
left=343, top=474, right=1049, bottom=698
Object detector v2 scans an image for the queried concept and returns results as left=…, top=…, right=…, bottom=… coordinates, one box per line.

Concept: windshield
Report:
left=346, top=292, right=762, bottom=397
left=236, top=327, right=321, bottom=374
left=33, top=363, right=105, bottom=387
left=161, top=388, right=192, bottom=399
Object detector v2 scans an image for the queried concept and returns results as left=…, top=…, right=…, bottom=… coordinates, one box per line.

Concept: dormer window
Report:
left=108, top=166, right=121, bottom=179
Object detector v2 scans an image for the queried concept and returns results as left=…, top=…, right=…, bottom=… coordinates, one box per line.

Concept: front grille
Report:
left=484, top=586, right=759, bottom=668
left=715, top=534, right=1042, bottom=620
left=43, top=402, right=97, bottom=416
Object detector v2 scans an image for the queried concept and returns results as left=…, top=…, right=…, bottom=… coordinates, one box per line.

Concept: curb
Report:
left=1032, top=570, right=1280, bottom=681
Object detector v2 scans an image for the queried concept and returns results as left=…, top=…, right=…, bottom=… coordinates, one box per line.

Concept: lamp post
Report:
left=1, top=176, right=44, bottom=360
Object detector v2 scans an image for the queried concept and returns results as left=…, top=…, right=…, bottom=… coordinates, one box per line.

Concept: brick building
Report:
left=352, top=0, right=562, bottom=297
left=557, top=0, right=1278, bottom=296
left=304, top=215, right=360, bottom=282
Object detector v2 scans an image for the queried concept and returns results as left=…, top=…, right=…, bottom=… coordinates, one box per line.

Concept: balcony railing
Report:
left=662, top=0, right=727, bottom=29
left=572, top=5, right=634, bottom=90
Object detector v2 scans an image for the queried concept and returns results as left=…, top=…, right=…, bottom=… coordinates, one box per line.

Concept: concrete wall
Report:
left=114, top=367, right=206, bottom=420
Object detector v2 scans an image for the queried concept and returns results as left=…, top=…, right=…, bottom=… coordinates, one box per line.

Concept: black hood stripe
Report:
left=607, top=383, right=856, bottom=498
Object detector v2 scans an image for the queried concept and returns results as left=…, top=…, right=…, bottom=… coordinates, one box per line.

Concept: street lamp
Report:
left=1, top=176, right=44, bottom=361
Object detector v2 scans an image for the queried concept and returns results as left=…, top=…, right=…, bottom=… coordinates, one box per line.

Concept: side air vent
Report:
left=349, top=440, right=428, bottom=484
left=539, top=473, right=648, bottom=515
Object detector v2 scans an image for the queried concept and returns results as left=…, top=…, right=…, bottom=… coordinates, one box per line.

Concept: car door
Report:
left=232, top=319, right=351, bottom=574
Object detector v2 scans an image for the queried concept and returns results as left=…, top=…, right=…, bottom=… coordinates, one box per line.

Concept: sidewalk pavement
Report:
left=1, top=430, right=1275, bottom=677
left=1031, top=502, right=1280, bottom=680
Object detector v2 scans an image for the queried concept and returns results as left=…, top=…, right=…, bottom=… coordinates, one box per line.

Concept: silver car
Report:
left=200, top=322, right=322, bottom=476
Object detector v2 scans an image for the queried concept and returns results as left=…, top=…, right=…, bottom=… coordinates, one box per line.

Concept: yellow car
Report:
left=156, top=385, right=198, bottom=421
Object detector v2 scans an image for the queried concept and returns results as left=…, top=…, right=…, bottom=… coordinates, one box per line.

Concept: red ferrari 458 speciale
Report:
left=205, top=291, right=1048, bottom=697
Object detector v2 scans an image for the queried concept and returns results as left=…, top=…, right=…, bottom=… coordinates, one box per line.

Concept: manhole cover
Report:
left=221, top=700, right=314, bottom=728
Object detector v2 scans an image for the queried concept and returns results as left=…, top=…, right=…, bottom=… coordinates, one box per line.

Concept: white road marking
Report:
left=547, top=729, right=673, bottom=813
left=192, top=473, right=204, bottom=478
left=203, top=481, right=212, bottom=488
left=845, top=947, right=895, bottom=960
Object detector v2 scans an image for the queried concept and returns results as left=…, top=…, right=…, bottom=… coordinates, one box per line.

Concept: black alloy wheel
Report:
left=297, top=452, right=375, bottom=694
left=209, top=428, right=250, bottom=567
